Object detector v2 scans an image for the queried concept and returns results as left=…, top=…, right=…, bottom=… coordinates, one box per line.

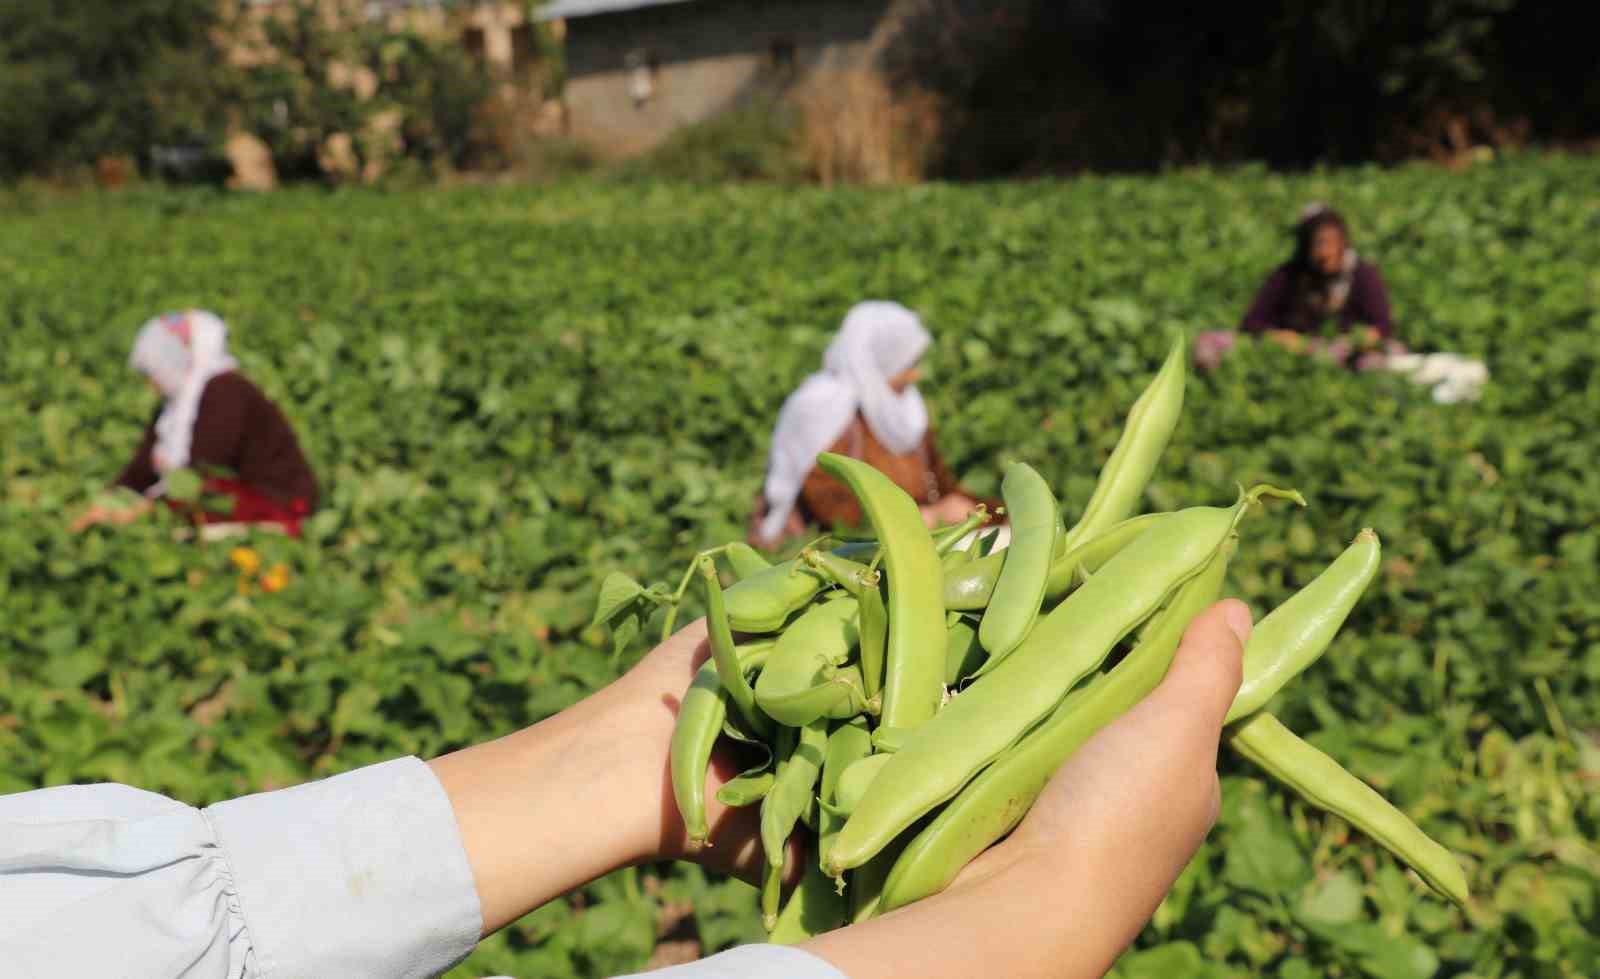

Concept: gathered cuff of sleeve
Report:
left=615, top=943, right=851, bottom=979
left=203, top=756, right=481, bottom=979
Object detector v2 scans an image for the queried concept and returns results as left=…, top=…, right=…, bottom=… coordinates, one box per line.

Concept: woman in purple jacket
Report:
left=1196, top=204, right=1401, bottom=371
left=1241, top=203, right=1393, bottom=341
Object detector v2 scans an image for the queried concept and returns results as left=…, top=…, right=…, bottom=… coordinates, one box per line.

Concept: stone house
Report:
left=537, top=0, right=895, bottom=155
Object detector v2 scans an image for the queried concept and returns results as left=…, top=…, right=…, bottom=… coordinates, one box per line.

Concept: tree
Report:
left=0, top=0, right=228, bottom=178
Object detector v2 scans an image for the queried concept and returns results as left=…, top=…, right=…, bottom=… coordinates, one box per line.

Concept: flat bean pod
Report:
left=818, top=718, right=873, bottom=870
left=1059, top=330, right=1186, bottom=553
left=825, top=493, right=1283, bottom=875
left=856, top=580, right=888, bottom=701
left=668, top=661, right=727, bottom=848
left=1228, top=711, right=1469, bottom=906
left=816, top=453, right=946, bottom=731
left=943, top=512, right=1163, bottom=612
left=976, top=462, right=1058, bottom=665
left=755, top=596, right=872, bottom=726
left=1224, top=529, right=1380, bottom=724
left=881, top=537, right=1235, bottom=910
left=703, top=557, right=771, bottom=738
left=833, top=753, right=894, bottom=816
left=799, top=548, right=879, bottom=598
left=769, top=854, right=849, bottom=944
left=668, top=642, right=772, bottom=846
left=724, top=559, right=830, bottom=633
left=722, top=543, right=772, bottom=582
left=943, top=614, right=984, bottom=687
left=761, top=720, right=830, bottom=872
left=715, top=770, right=776, bottom=807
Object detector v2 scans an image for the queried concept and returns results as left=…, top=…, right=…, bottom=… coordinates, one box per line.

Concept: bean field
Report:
left=2, top=157, right=1597, bottom=977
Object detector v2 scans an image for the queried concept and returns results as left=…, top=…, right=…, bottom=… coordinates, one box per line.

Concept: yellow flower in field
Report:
left=260, top=563, right=290, bottom=593
left=230, top=547, right=261, bottom=576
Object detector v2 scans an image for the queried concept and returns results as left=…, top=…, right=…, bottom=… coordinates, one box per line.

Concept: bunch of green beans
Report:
left=613, top=332, right=1468, bottom=944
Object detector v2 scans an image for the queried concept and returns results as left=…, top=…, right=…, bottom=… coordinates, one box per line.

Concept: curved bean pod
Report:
left=723, top=542, right=773, bottom=581
left=943, top=511, right=1164, bottom=612
left=724, top=558, right=830, bottom=633
left=715, top=770, right=776, bottom=807
left=1228, top=711, right=1469, bottom=906
left=1224, top=529, right=1380, bottom=724
left=818, top=718, right=873, bottom=870
left=761, top=719, right=830, bottom=872
left=1059, top=330, right=1186, bottom=553
left=769, top=854, right=849, bottom=944
left=816, top=453, right=946, bottom=731
left=799, top=548, right=879, bottom=598
left=857, top=579, right=888, bottom=701
left=975, top=462, right=1058, bottom=669
left=755, top=596, right=871, bottom=726
left=669, top=661, right=727, bottom=848
left=881, top=537, right=1235, bottom=910
left=703, top=557, right=771, bottom=738
left=943, top=614, right=984, bottom=687
left=825, top=490, right=1293, bottom=875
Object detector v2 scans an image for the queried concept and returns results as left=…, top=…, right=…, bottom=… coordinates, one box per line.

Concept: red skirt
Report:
left=167, top=477, right=311, bottom=537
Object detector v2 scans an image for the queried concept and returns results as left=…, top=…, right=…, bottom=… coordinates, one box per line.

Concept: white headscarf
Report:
left=757, top=301, right=931, bottom=545
left=128, top=310, right=239, bottom=480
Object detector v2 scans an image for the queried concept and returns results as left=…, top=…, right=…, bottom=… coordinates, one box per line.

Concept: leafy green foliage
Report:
left=0, top=0, right=229, bottom=177
left=2, top=156, right=1597, bottom=976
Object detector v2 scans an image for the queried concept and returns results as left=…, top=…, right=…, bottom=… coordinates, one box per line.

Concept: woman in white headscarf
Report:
left=70, top=310, right=319, bottom=536
left=749, top=301, right=997, bottom=549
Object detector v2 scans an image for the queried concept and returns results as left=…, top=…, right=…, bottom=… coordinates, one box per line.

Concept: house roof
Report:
left=534, top=0, right=696, bottom=22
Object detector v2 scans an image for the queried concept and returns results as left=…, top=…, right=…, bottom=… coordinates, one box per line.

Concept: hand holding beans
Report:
left=600, top=333, right=1468, bottom=956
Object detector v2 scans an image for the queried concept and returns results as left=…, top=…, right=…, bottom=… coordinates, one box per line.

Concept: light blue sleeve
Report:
left=614, top=944, right=850, bottom=979
left=0, top=757, right=482, bottom=979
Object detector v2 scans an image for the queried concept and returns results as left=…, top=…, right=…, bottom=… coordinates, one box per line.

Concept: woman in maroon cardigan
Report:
left=71, top=310, right=318, bottom=536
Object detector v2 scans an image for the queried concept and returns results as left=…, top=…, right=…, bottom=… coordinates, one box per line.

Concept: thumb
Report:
left=1145, top=599, right=1251, bottom=735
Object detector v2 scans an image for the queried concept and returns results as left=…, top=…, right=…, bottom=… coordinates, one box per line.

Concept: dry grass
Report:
left=793, top=68, right=942, bottom=186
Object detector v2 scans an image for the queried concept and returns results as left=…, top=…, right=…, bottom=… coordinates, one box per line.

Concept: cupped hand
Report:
left=613, top=617, right=804, bottom=886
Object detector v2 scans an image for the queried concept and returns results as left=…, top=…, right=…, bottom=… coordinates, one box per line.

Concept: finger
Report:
left=1142, top=599, right=1250, bottom=736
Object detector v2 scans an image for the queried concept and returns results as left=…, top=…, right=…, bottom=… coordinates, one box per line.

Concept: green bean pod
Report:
left=762, top=860, right=784, bottom=931
left=715, top=770, right=776, bottom=808
left=723, top=542, right=774, bottom=581
left=761, top=719, right=829, bottom=872
left=799, top=548, right=879, bottom=598
left=724, top=558, right=830, bottom=633
left=944, top=512, right=1164, bottom=612
left=881, top=536, right=1236, bottom=910
left=1224, top=529, right=1381, bottom=724
left=849, top=837, right=909, bottom=924
left=702, top=557, right=771, bottom=738
left=1228, top=711, right=1469, bottom=906
left=755, top=596, right=873, bottom=726
left=1059, top=330, right=1186, bottom=553
left=816, top=453, right=946, bottom=731
left=818, top=717, right=874, bottom=870
left=944, top=614, right=984, bottom=687
left=857, top=579, right=888, bottom=701
left=668, top=660, right=728, bottom=848
left=825, top=489, right=1296, bottom=875
left=833, top=753, right=894, bottom=816
left=669, top=642, right=771, bottom=845
left=976, top=462, right=1059, bottom=668
left=769, top=853, right=849, bottom=944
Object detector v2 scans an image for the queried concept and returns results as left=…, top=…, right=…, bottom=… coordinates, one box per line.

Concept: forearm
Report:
left=428, top=625, right=774, bottom=936
left=428, top=680, right=671, bottom=935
